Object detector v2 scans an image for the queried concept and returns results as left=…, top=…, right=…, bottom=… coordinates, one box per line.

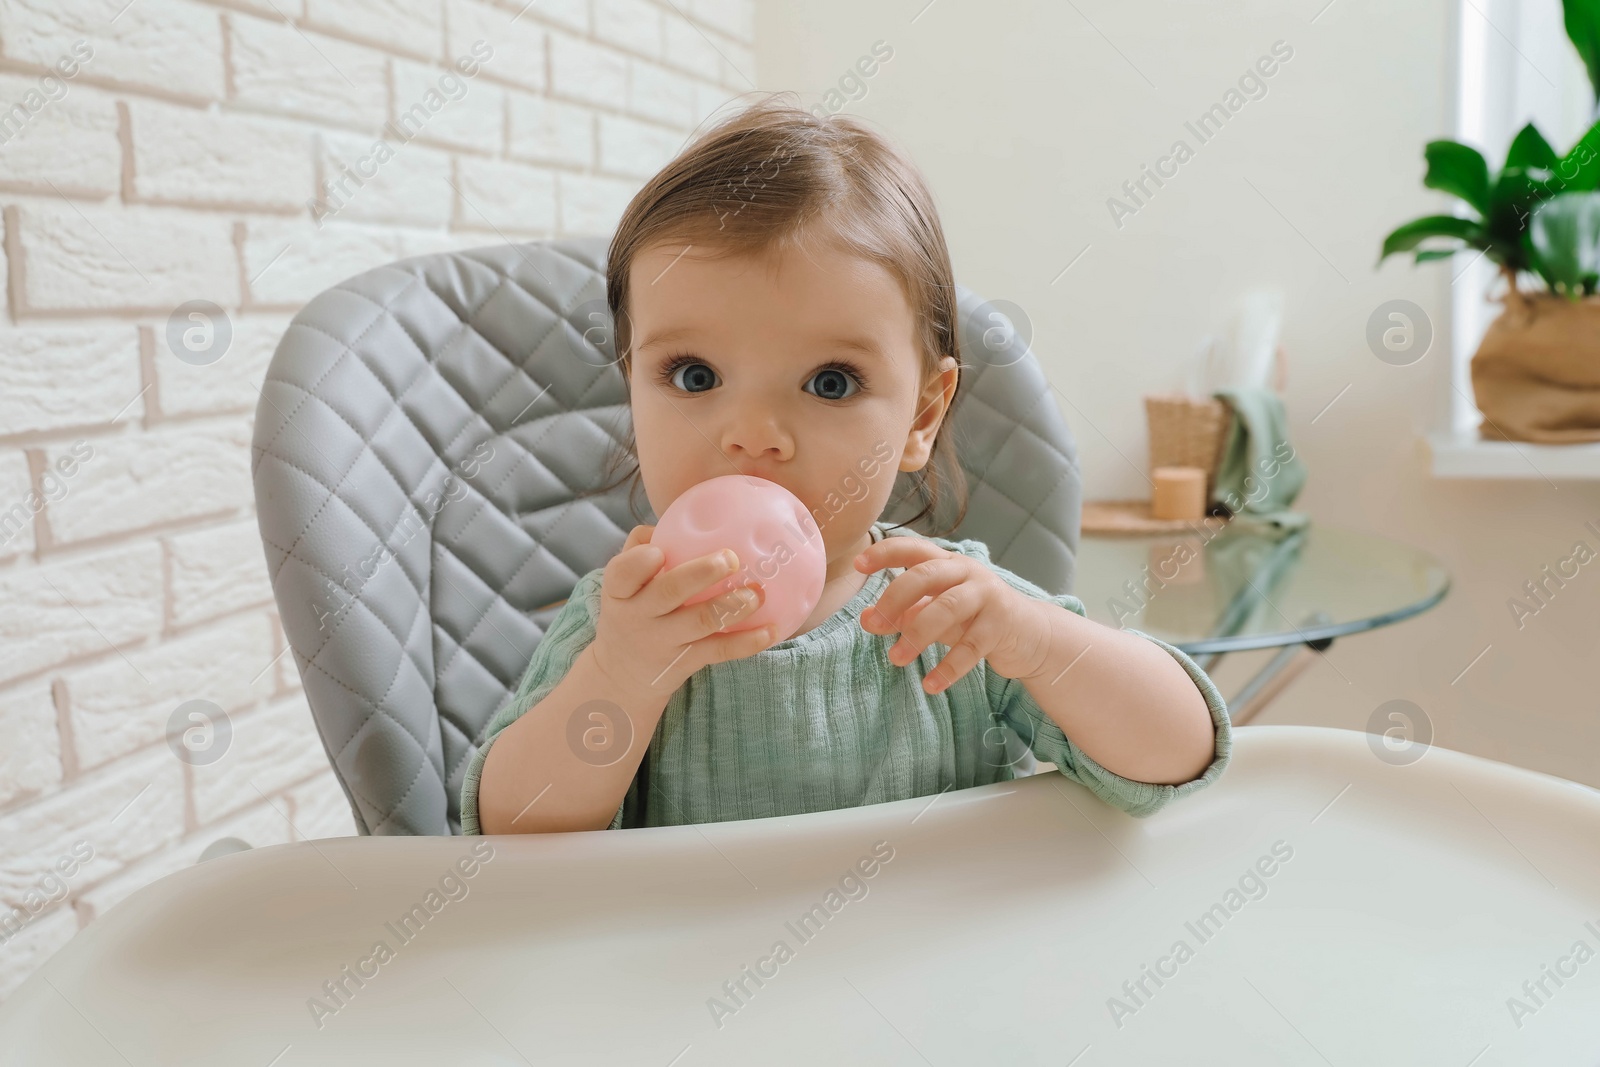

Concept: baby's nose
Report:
left=721, top=413, right=791, bottom=461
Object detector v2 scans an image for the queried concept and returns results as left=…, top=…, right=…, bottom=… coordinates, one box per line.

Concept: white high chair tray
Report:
left=2, top=725, right=1598, bottom=1065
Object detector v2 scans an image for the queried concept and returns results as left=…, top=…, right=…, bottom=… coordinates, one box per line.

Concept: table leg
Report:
left=1192, top=612, right=1336, bottom=726
left=1226, top=643, right=1324, bottom=725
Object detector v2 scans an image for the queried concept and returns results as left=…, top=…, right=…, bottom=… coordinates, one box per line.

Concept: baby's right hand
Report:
left=589, top=524, right=775, bottom=696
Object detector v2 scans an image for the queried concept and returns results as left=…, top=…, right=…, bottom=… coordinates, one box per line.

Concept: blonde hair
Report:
left=582, top=91, right=968, bottom=537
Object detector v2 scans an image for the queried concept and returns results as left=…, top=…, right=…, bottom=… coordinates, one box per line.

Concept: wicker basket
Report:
left=1144, top=393, right=1233, bottom=502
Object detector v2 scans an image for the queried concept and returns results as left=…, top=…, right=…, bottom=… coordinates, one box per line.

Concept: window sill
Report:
left=1426, top=430, right=1600, bottom=480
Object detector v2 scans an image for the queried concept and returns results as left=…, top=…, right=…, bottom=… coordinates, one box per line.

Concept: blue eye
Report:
left=653, top=355, right=869, bottom=400
left=804, top=365, right=864, bottom=401
left=658, top=357, right=718, bottom=393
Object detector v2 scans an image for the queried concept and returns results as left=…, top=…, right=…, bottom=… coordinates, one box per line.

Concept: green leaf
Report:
left=1484, top=166, right=1558, bottom=272
left=1566, top=0, right=1600, bottom=105
left=1504, top=122, right=1560, bottom=171
left=1378, top=214, right=1483, bottom=265
left=1554, top=118, right=1600, bottom=192
left=1530, top=191, right=1600, bottom=296
left=1415, top=249, right=1457, bottom=263
left=1423, top=140, right=1491, bottom=216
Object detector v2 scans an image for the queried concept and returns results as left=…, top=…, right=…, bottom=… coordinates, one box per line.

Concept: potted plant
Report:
left=1379, top=0, right=1600, bottom=443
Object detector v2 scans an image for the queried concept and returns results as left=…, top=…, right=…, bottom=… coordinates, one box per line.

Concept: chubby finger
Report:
left=700, top=582, right=765, bottom=636
left=855, top=538, right=951, bottom=575
left=901, top=597, right=1003, bottom=694
left=696, top=616, right=780, bottom=664
left=869, top=594, right=934, bottom=639
left=604, top=540, right=667, bottom=599
left=623, top=524, right=656, bottom=552
left=862, top=558, right=971, bottom=634
left=886, top=585, right=982, bottom=667
left=654, top=549, right=741, bottom=613
left=900, top=595, right=936, bottom=628
left=923, top=635, right=986, bottom=694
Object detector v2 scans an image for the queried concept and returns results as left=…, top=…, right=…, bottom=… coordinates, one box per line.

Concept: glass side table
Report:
left=1073, top=522, right=1451, bottom=725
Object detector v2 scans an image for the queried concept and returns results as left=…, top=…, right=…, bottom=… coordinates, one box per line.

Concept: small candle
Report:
left=1150, top=466, right=1207, bottom=521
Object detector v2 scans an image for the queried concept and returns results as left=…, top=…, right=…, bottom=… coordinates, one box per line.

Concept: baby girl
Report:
left=461, top=94, right=1231, bottom=835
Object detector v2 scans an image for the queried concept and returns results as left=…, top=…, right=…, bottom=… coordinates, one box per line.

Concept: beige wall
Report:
left=754, top=0, right=1600, bottom=789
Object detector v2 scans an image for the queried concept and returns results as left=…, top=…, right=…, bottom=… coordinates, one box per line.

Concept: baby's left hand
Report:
left=856, top=540, right=1053, bottom=694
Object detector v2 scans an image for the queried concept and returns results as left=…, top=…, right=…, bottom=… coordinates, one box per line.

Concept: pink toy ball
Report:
left=650, top=475, right=827, bottom=643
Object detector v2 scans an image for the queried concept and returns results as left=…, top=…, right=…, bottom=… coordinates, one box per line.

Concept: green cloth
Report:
left=1211, top=386, right=1310, bottom=537
left=1197, top=526, right=1311, bottom=643
left=460, top=521, right=1233, bottom=834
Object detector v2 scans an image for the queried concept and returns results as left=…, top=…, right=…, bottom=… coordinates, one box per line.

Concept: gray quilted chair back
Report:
left=252, top=236, right=1082, bottom=836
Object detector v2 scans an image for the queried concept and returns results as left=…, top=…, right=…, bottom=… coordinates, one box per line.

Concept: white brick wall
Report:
left=0, top=0, right=753, bottom=1005
left=123, top=100, right=316, bottom=212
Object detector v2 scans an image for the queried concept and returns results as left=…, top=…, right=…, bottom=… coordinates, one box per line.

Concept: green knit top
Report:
left=460, top=522, right=1232, bottom=834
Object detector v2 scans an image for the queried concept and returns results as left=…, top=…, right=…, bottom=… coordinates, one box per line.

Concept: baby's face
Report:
left=626, top=233, right=956, bottom=574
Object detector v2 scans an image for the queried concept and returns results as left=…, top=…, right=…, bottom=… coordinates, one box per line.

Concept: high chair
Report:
left=250, top=236, right=1084, bottom=837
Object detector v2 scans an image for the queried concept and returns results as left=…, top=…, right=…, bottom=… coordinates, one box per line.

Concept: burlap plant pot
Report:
left=1470, top=286, right=1600, bottom=443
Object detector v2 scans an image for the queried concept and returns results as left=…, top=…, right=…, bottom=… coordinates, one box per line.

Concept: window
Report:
left=1450, top=0, right=1594, bottom=436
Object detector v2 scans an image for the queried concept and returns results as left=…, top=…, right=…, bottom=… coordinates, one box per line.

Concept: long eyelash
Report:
left=653, top=352, right=701, bottom=389
left=816, top=359, right=871, bottom=392
left=653, top=354, right=871, bottom=394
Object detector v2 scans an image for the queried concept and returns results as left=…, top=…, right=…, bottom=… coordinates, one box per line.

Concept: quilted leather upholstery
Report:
left=252, top=236, right=1082, bottom=836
